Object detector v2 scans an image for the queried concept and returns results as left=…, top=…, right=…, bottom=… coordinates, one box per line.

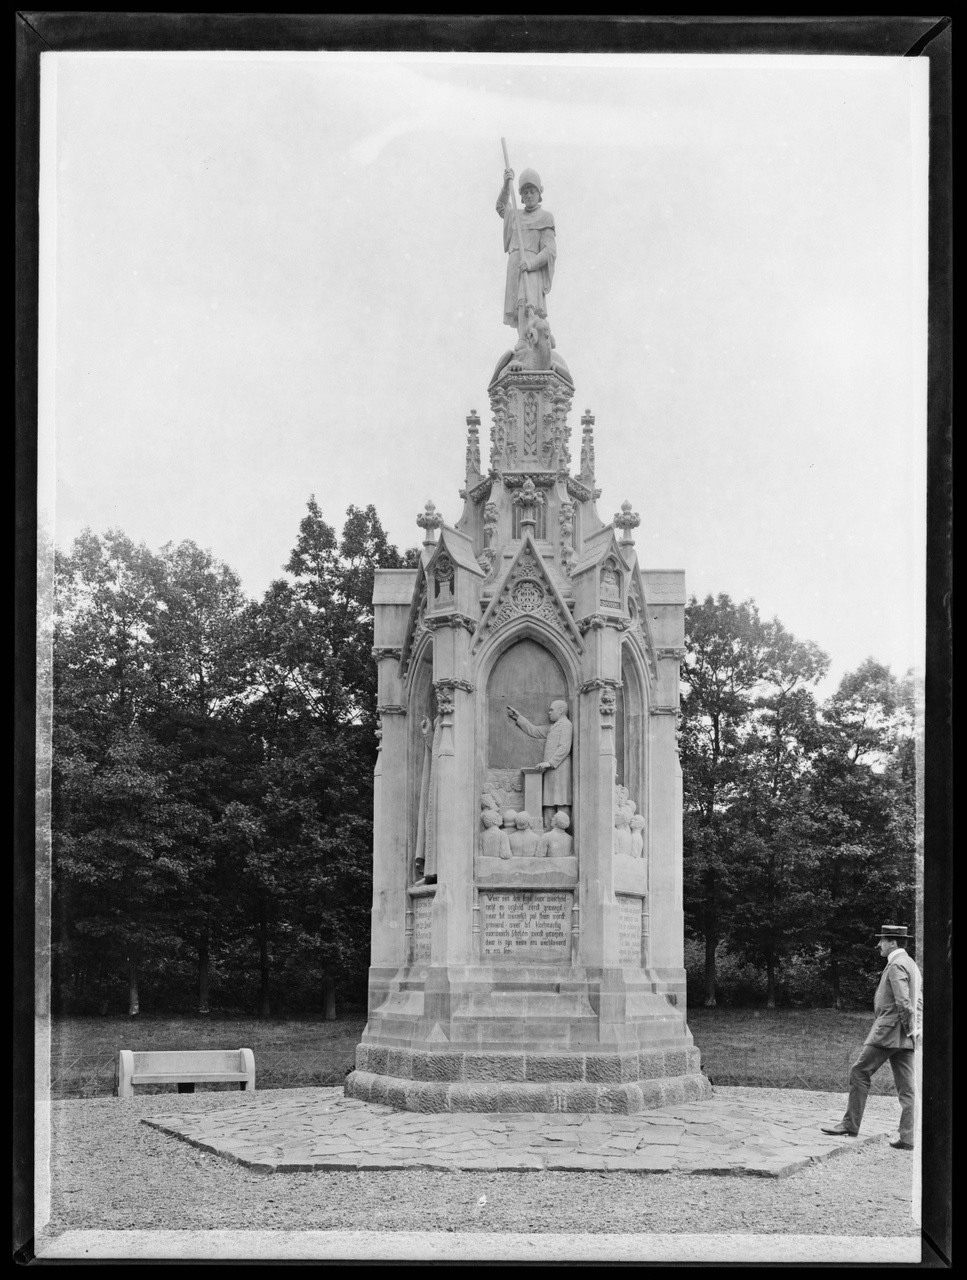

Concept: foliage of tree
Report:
left=680, top=595, right=917, bottom=1008
left=51, top=529, right=915, bottom=1017
left=51, top=503, right=417, bottom=1018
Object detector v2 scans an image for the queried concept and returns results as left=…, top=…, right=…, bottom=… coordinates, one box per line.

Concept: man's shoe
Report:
left=890, top=1140, right=914, bottom=1150
left=821, top=1124, right=858, bottom=1136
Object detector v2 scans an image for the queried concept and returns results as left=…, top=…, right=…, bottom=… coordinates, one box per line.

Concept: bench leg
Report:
left=177, top=1083, right=195, bottom=1094
left=239, top=1081, right=247, bottom=1090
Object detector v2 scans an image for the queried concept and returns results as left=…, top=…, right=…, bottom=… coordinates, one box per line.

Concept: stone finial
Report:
left=613, top=500, right=641, bottom=545
left=416, top=499, right=444, bottom=547
left=465, top=410, right=482, bottom=478
left=580, top=409, right=596, bottom=482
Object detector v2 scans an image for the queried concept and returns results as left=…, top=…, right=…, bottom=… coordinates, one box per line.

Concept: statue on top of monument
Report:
left=506, top=699, right=573, bottom=830
left=497, top=164, right=556, bottom=340
left=490, top=143, right=572, bottom=387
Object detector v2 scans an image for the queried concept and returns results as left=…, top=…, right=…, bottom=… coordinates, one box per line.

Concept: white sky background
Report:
left=40, top=53, right=928, bottom=696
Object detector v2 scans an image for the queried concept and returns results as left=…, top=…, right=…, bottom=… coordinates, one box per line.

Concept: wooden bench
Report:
left=117, top=1049, right=255, bottom=1098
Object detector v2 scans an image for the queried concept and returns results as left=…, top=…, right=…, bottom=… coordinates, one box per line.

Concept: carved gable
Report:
left=626, top=564, right=659, bottom=682
left=398, top=569, right=429, bottom=678
left=570, top=526, right=632, bottom=623
left=474, top=533, right=583, bottom=653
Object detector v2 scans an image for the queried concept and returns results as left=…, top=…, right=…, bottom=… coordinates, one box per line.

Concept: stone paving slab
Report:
left=142, top=1087, right=901, bottom=1179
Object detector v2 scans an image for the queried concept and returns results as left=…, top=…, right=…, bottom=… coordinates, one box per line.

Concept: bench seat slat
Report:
left=132, top=1052, right=245, bottom=1071
left=131, top=1072, right=251, bottom=1083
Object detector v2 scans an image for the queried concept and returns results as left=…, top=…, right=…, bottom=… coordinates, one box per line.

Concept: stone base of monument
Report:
left=344, top=962, right=712, bottom=1114
left=345, top=1046, right=711, bottom=1114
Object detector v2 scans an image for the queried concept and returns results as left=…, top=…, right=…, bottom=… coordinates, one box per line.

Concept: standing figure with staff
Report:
left=496, top=141, right=557, bottom=339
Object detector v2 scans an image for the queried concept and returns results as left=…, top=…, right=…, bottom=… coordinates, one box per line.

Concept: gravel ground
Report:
left=37, top=1087, right=919, bottom=1241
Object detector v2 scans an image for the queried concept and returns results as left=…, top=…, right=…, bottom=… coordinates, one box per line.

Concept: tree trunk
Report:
left=830, top=952, right=843, bottom=1010
left=127, top=954, right=139, bottom=1016
left=258, top=899, right=271, bottom=1019
left=765, top=955, right=777, bottom=1009
left=703, top=874, right=717, bottom=1006
left=197, top=929, right=211, bottom=1015
left=322, top=971, right=337, bottom=1022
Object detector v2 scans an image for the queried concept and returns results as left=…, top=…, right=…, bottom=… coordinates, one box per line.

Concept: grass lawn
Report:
left=47, top=1015, right=367, bottom=1098
left=687, top=1007, right=894, bottom=1093
left=44, top=1007, right=895, bottom=1099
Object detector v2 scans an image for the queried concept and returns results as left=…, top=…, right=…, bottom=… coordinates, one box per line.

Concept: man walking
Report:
left=822, top=924, right=922, bottom=1150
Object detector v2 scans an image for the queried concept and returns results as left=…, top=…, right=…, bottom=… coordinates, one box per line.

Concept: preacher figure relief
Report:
left=507, top=699, right=573, bottom=830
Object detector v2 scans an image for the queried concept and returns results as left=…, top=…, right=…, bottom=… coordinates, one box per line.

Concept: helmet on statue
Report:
left=518, top=168, right=543, bottom=196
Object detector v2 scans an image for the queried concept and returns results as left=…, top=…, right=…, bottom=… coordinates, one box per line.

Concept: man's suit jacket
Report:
left=865, top=948, right=922, bottom=1049
left=514, top=714, right=572, bottom=804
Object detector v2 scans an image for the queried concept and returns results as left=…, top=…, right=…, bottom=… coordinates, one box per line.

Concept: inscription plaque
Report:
left=617, top=894, right=643, bottom=967
left=481, top=890, right=571, bottom=959
left=411, top=895, right=432, bottom=961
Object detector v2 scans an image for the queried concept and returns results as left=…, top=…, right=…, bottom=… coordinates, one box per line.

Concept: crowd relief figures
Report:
left=509, top=811, right=541, bottom=857
left=478, top=794, right=572, bottom=860
left=614, top=784, right=644, bottom=858
left=479, top=807, right=512, bottom=859
left=537, top=810, right=572, bottom=857
left=631, top=814, right=645, bottom=859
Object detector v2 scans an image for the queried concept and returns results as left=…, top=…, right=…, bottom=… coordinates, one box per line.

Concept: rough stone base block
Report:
left=354, top=1043, right=704, bottom=1084
left=345, top=1047, right=712, bottom=1113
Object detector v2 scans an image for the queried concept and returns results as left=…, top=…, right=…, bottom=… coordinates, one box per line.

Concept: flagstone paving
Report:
left=141, top=1087, right=901, bottom=1178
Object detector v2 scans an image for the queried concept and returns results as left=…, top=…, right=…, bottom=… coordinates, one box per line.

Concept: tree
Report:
left=680, top=595, right=829, bottom=1005
left=680, top=595, right=773, bottom=1005
left=233, top=500, right=417, bottom=1017
left=52, top=531, right=252, bottom=1015
left=797, top=661, right=917, bottom=1007
left=725, top=624, right=829, bottom=1007
left=145, top=540, right=254, bottom=1014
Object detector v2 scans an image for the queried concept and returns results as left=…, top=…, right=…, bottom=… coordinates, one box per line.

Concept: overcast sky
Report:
left=39, top=52, right=928, bottom=696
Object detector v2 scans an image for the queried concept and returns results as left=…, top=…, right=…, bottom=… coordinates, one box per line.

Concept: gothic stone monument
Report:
left=345, top=157, right=711, bottom=1113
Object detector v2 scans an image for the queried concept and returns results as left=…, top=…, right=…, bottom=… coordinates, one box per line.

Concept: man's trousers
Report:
left=841, top=1044, right=917, bottom=1145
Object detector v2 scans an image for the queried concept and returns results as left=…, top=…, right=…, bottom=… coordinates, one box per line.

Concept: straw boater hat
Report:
left=876, top=924, right=910, bottom=942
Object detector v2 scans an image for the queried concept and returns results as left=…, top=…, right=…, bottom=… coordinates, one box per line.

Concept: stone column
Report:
left=429, top=623, right=476, bottom=969
left=369, top=568, right=418, bottom=974
left=646, top=703, right=684, bottom=982
left=372, top=672, right=408, bottom=969
left=640, top=569, right=687, bottom=991
left=575, top=622, right=622, bottom=970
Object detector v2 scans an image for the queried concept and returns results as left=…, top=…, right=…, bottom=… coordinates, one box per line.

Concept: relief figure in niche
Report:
left=614, top=808, right=634, bottom=857
left=508, top=811, right=541, bottom=857
left=630, top=813, right=645, bottom=859
left=537, top=810, right=573, bottom=858
left=414, top=712, right=442, bottom=884
left=480, top=807, right=512, bottom=859
left=434, top=554, right=454, bottom=602
left=601, top=565, right=621, bottom=607
left=506, top=699, right=572, bottom=830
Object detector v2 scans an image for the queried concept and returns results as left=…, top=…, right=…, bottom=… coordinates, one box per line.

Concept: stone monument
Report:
left=345, top=153, right=711, bottom=1113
